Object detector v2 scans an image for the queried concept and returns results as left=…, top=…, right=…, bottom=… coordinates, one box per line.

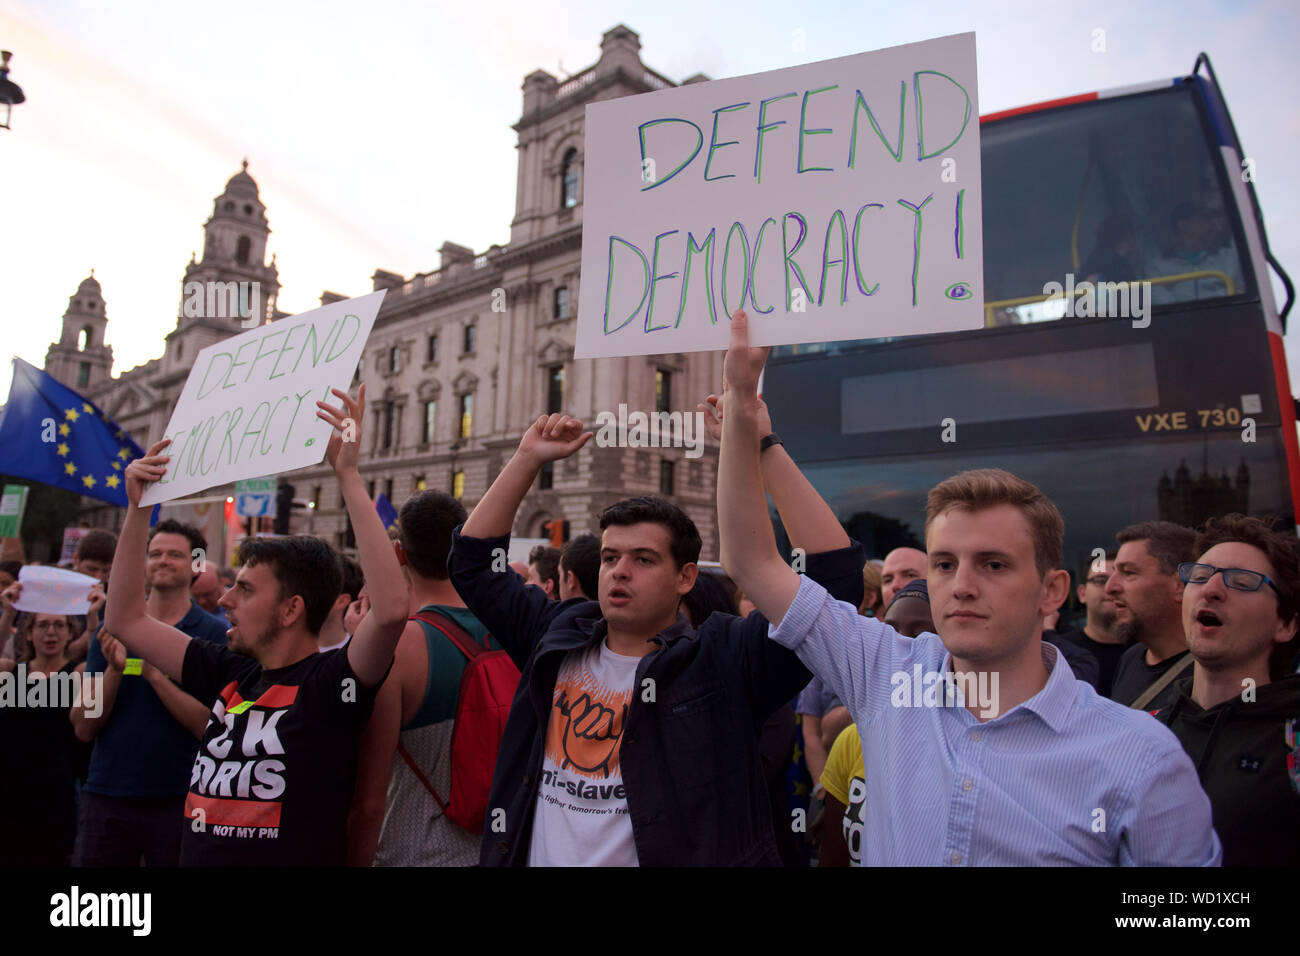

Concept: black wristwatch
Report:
left=759, top=433, right=783, bottom=454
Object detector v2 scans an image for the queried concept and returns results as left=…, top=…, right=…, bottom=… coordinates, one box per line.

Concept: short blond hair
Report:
left=925, top=469, right=1063, bottom=578
left=858, top=562, right=882, bottom=615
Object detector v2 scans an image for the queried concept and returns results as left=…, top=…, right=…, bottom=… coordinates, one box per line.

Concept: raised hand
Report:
left=86, top=582, right=106, bottom=617
left=516, top=413, right=592, bottom=468
left=124, top=440, right=172, bottom=508
left=99, top=631, right=127, bottom=672
left=721, top=309, right=770, bottom=404
left=1, top=580, right=21, bottom=612
left=317, top=384, right=366, bottom=477
left=699, top=392, right=773, bottom=444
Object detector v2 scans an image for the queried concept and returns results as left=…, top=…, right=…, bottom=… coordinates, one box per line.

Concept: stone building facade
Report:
left=47, top=25, right=725, bottom=559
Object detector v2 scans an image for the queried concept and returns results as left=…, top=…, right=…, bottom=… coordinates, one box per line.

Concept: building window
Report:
left=655, top=369, right=672, bottom=414
left=79, top=326, right=92, bottom=350
left=366, top=480, right=376, bottom=500
left=312, top=485, right=322, bottom=508
left=427, top=334, right=438, bottom=363
left=458, top=394, right=473, bottom=439
left=415, top=475, right=427, bottom=491
left=177, top=342, right=184, bottom=361
left=540, top=461, right=554, bottom=490
left=660, top=459, right=675, bottom=496
left=384, top=478, right=393, bottom=501
left=77, top=362, right=90, bottom=387
left=547, top=366, right=564, bottom=414
left=452, top=470, right=465, bottom=499
left=463, top=324, right=476, bottom=355
left=235, top=235, right=251, bottom=264
left=382, top=402, right=395, bottom=449
left=554, top=286, right=569, bottom=320
left=422, top=399, right=436, bottom=444
left=561, top=149, right=579, bottom=208
left=389, top=345, right=401, bottom=374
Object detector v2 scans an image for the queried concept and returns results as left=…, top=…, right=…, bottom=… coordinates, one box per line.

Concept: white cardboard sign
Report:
left=14, top=565, right=99, bottom=615
left=140, top=291, right=384, bottom=505
left=576, top=32, right=982, bottom=359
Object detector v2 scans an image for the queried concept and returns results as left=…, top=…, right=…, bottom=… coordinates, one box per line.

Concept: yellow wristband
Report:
left=123, top=658, right=142, bottom=676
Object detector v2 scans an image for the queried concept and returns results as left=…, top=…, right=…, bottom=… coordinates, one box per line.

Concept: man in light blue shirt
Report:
left=716, top=309, right=1220, bottom=866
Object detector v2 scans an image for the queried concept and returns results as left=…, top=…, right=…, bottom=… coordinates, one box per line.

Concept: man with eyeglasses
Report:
left=1052, top=553, right=1129, bottom=696
left=1154, top=513, right=1300, bottom=866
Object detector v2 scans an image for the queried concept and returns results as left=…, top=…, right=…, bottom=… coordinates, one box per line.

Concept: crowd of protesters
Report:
left=1, top=319, right=1297, bottom=867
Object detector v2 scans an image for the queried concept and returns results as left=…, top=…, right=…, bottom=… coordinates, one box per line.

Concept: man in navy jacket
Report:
left=449, top=410, right=863, bottom=866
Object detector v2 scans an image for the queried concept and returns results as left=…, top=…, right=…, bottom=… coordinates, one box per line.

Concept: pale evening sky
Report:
left=1, top=0, right=1297, bottom=396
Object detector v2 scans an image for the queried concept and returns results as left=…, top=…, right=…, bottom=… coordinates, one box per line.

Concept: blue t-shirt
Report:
left=83, top=601, right=229, bottom=798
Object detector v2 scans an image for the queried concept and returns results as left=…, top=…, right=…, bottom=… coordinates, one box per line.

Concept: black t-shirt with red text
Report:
left=178, top=640, right=382, bottom=866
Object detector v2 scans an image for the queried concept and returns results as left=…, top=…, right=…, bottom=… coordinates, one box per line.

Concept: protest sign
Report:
left=140, top=291, right=384, bottom=506
left=14, top=565, right=98, bottom=615
left=59, top=527, right=88, bottom=565
left=0, top=485, right=28, bottom=538
left=235, top=477, right=277, bottom=518
left=576, top=32, right=982, bottom=359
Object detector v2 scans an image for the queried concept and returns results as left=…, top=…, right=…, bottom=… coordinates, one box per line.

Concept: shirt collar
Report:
left=939, top=641, right=1076, bottom=732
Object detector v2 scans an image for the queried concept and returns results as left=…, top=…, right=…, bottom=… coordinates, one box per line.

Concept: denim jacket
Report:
left=448, top=526, right=865, bottom=866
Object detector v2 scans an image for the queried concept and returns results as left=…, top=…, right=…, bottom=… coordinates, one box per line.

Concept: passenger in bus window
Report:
left=1083, top=215, right=1141, bottom=284
left=1150, top=202, right=1243, bottom=304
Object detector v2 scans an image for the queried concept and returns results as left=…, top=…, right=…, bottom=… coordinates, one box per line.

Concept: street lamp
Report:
left=0, top=51, right=26, bottom=130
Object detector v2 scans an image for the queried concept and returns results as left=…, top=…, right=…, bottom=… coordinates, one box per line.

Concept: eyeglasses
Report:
left=1178, top=562, right=1282, bottom=597
left=1086, top=575, right=1110, bottom=587
left=33, top=621, right=69, bottom=632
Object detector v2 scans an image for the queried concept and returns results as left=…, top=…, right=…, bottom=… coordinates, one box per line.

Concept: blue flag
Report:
left=375, top=492, right=399, bottom=532
left=0, top=358, right=145, bottom=508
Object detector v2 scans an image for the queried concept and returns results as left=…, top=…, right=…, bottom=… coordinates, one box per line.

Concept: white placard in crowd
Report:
left=576, top=32, right=983, bottom=359
left=13, top=565, right=99, bottom=615
left=140, top=292, right=384, bottom=506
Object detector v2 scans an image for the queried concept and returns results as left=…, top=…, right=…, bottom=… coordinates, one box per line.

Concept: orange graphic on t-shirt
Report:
left=545, top=666, right=632, bottom=780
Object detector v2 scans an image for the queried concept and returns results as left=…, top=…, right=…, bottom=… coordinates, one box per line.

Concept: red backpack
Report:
left=397, top=610, right=520, bottom=833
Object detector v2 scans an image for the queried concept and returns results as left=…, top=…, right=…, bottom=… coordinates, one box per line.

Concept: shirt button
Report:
left=971, top=731, right=982, bottom=742
left=950, top=851, right=962, bottom=865
left=962, top=779, right=973, bottom=792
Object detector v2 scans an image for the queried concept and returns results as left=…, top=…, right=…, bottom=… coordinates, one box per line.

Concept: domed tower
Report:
left=44, top=272, right=114, bottom=391
left=166, top=161, right=281, bottom=370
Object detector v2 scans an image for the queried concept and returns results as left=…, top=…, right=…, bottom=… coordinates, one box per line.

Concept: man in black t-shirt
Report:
left=1053, top=553, right=1130, bottom=697
left=1107, top=522, right=1197, bottom=710
left=105, top=386, right=408, bottom=866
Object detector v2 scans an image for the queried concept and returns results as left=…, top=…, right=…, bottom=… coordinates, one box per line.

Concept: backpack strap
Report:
left=395, top=741, right=450, bottom=816
left=410, top=610, right=488, bottom=662
left=1129, top=652, right=1195, bottom=709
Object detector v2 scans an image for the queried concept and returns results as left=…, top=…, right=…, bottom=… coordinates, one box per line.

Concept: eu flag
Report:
left=0, top=358, right=145, bottom=507
left=375, top=492, right=399, bottom=532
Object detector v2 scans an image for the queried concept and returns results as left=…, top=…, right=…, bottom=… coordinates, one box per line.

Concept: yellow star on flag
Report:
left=114, top=430, right=125, bottom=441
left=64, top=408, right=80, bottom=422
left=82, top=475, right=96, bottom=489
left=105, top=475, right=120, bottom=489
left=112, top=462, right=122, bottom=471
left=117, top=447, right=131, bottom=460
left=56, top=442, right=69, bottom=456
left=64, top=462, right=77, bottom=476
left=82, top=402, right=93, bottom=413
left=58, top=423, right=70, bottom=437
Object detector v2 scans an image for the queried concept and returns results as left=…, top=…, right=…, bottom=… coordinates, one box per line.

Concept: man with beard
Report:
left=105, top=386, right=408, bottom=866
left=1107, top=522, right=1197, bottom=710
left=1052, top=554, right=1129, bottom=697
left=71, top=520, right=227, bottom=866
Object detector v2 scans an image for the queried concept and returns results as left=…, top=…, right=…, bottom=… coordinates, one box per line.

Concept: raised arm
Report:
left=717, top=311, right=802, bottom=625
left=461, top=413, right=591, bottom=539
left=103, top=441, right=192, bottom=678
left=701, top=393, right=849, bottom=556
left=315, top=386, right=409, bottom=688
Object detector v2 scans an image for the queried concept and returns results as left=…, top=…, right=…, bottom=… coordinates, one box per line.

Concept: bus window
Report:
left=982, top=86, right=1250, bottom=325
